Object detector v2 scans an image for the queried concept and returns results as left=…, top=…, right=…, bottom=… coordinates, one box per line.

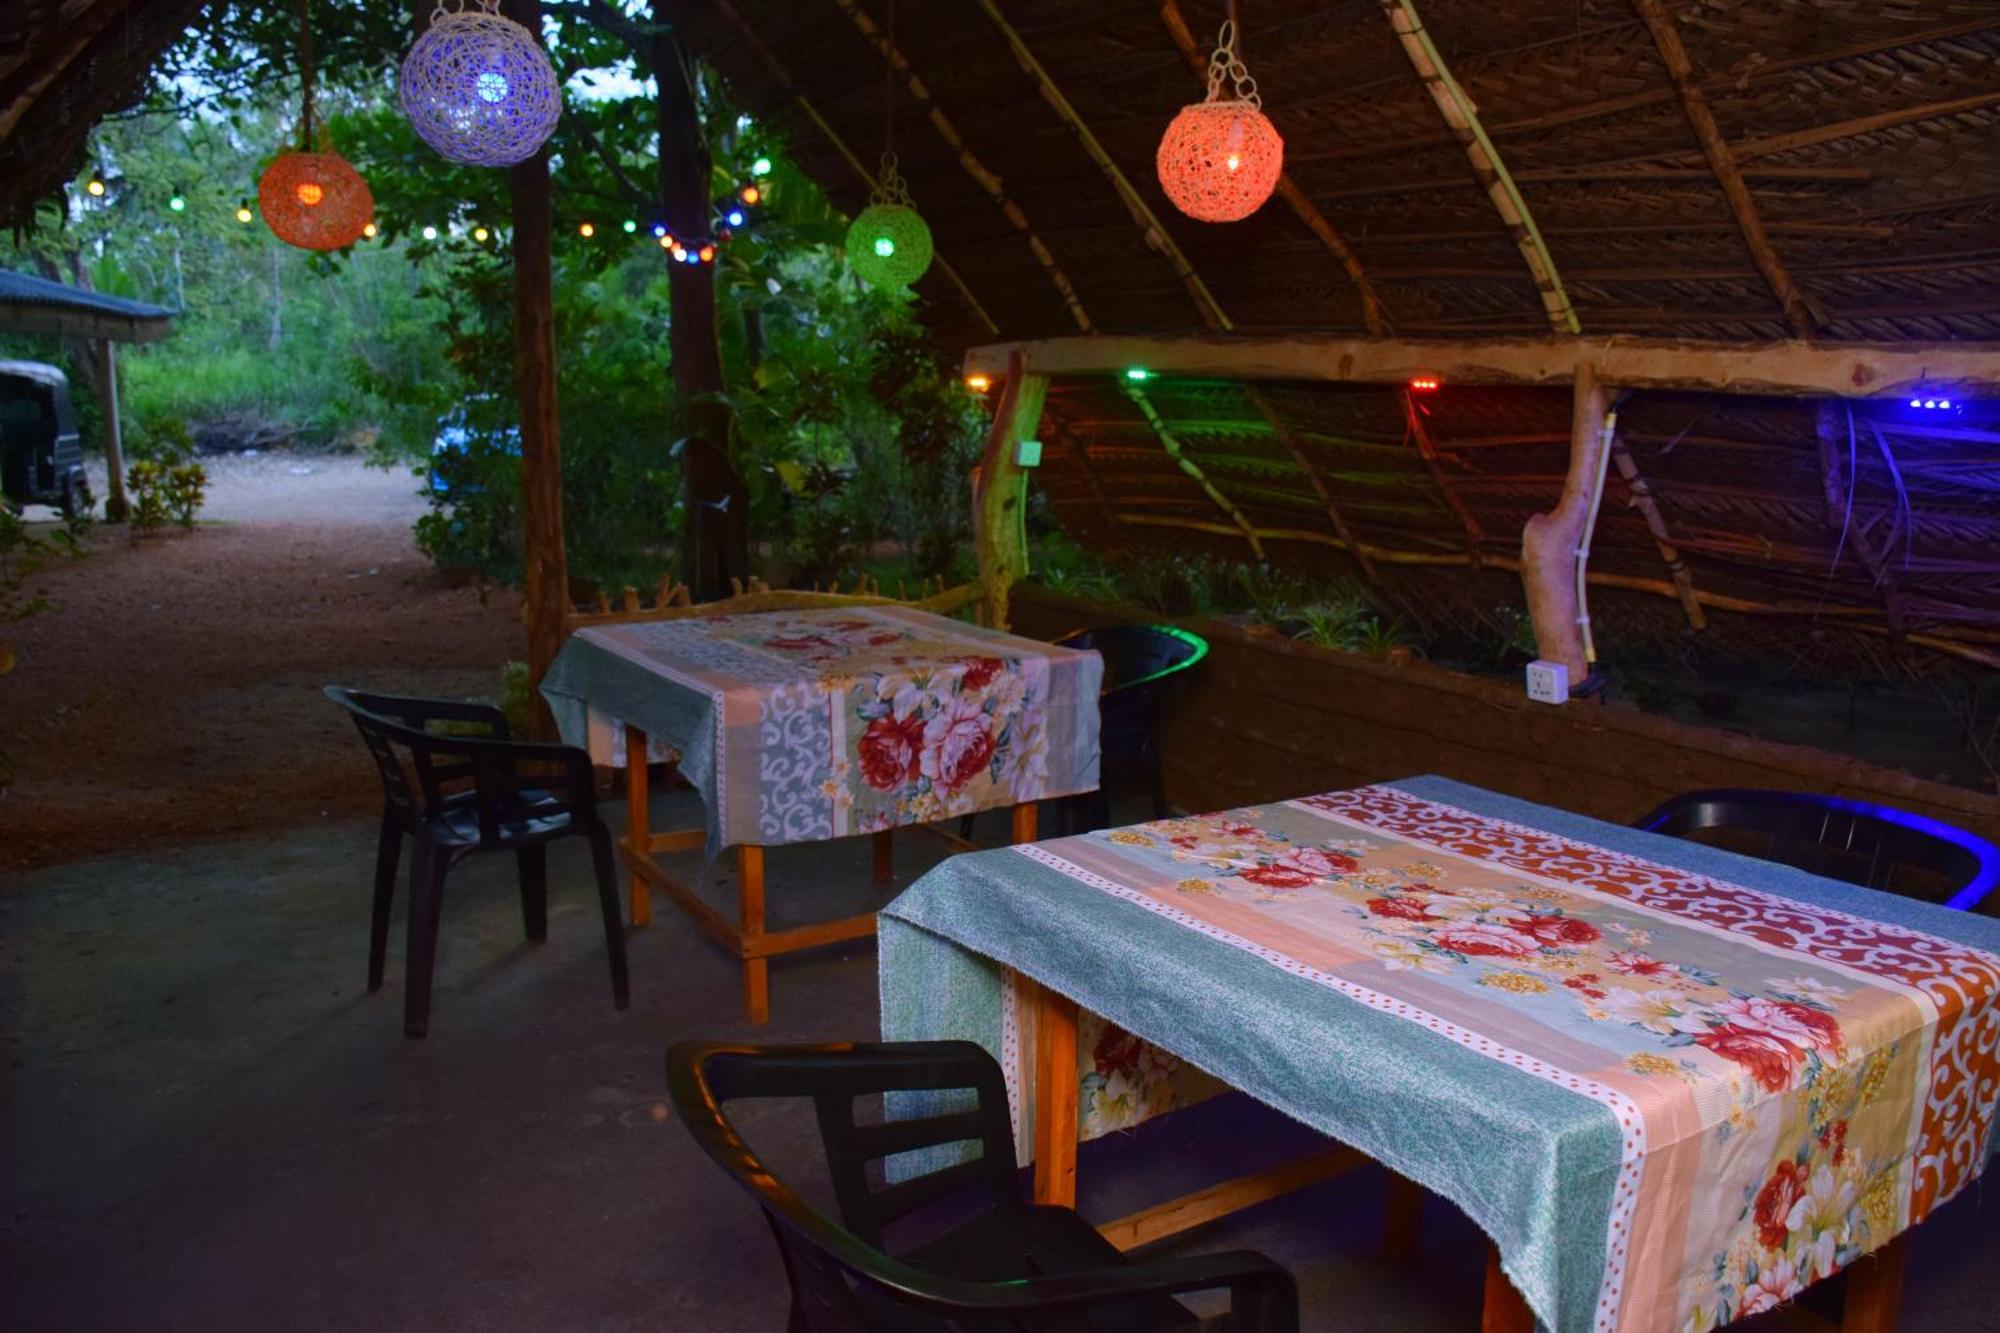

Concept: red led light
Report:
left=1409, top=376, right=1441, bottom=393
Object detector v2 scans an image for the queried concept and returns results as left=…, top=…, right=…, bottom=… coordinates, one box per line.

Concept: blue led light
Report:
left=652, top=223, right=667, bottom=238
left=727, top=210, right=745, bottom=227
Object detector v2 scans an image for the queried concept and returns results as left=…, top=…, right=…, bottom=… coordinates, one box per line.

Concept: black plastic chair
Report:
left=667, top=1039, right=1298, bottom=1331
left=965, top=624, right=1209, bottom=840
left=326, top=686, right=629, bottom=1037
left=1635, top=788, right=2000, bottom=913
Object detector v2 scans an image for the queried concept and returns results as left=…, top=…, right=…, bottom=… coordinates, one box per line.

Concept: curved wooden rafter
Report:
left=1376, top=0, right=1580, bottom=335
left=708, top=0, right=998, bottom=336
left=832, top=0, right=1093, bottom=333
left=975, top=0, right=1233, bottom=333
left=1155, top=0, right=1386, bottom=336
left=1631, top=0, right=1818, bottom=338
left=1124, top=382, right=1266, bottom=560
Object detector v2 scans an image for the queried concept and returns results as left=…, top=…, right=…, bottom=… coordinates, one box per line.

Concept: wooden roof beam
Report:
left=975, top=0, right=1232, bottom=332
left=709, top=0, right=998, bottom=336
left=1634, top=0, right=1818, bottom=338
left=962, top=334, right=2000, bottom=398
left=832, top=0, right=1092, bottom=333
left=1377, top=0, right=1579, bottom=335
left=1123, top=382, right=1265, bottom=559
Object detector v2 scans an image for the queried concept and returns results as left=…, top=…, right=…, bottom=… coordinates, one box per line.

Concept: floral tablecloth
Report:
left=878, top=777, right=2000, bottom=1333
left=539, top=606, right=1102, bottom=851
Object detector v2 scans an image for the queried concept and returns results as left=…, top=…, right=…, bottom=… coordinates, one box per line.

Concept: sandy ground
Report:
left=0, top=453, right=519, bottom=872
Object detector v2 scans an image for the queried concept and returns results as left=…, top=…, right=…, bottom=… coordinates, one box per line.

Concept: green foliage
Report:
left=127, top=459, right=208, bottom=531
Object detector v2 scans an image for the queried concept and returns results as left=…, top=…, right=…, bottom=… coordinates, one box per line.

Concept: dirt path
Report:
left=0, top=453, right=520, bottom=873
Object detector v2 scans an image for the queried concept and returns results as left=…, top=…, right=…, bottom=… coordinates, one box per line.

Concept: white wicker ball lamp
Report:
left=400, top=0, right=561, bottom=167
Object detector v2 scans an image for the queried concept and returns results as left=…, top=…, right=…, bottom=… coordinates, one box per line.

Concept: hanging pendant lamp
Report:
left=1156, top=21, right=1283, bottom=223
left=845, top=153, right=933, bottom=290
left=261, top=0, right=373, bottom=251
left=400, top=0, right=561, bottom=167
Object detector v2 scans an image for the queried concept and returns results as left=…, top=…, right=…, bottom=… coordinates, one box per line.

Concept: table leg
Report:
left=1032, top=980, right=1079, bottom=1207
left=738, top=844, right=768, bottom=1025
left=1481, top=1243, right=1534, bottom=1333
left=1383, top=1173, right=1424, bottom=1259
left=872, top=829, right=893, bottom=887
left=1843, top=1233, right=1907, bottom=1332
left=1012, top=801, right=1038, bottom=844
left=624, top=724, right=651, bottom=927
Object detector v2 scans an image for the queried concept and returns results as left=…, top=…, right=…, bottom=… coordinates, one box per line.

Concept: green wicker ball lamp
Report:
left=844, top=154, right=932, bottom=290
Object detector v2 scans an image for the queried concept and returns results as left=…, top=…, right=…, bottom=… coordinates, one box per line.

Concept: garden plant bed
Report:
left=1009, top=584, right=2000, bottom=851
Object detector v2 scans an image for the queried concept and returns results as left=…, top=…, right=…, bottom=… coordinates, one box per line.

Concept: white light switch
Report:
left=1015, top=438, right=1043, bottom=468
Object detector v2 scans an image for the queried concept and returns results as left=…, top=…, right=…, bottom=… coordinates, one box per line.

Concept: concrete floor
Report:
left=4, top=790, right=1998, bottom=1331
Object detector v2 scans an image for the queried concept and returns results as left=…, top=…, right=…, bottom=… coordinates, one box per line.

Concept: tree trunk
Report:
left=95, top=339, right=129, bottom=521
left=650, top=15, right=747, bottom=600
left=266, top=246, right=283, bottom=351
left=505, top=0, right=567, bottom=734
left=1519, top=362, right=1608, bottom=687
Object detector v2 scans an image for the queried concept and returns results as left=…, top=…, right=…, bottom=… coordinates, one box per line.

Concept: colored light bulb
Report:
left=579, top=221, right=595, bottom=237
left=873, top=236, right=895, bottom=258
left=422, top=224, right=439, bottom=241
left=295, top=181, right=324, bottom=207
left=236, top=203, right=254, bottom=223
left=622, top=219, right=637, bottom=233
left=476, top=70, right=510, bottom=104
left=168, top=195, right=186, bottom=212
left=750, top=156, right=772, bottom=177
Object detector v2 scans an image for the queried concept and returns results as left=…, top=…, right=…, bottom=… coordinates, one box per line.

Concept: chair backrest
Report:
left=1056, top=624, right=1208, bottom=697
left=1635, top=788, right=2000, bottom=912
left=324, top=686, right=592, bottom=841
left=666, top=1041, right=1020, bottom=1331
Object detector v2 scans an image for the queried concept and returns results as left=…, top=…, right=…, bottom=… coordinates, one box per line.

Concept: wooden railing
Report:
left=564, top=573, right=985, bottom=630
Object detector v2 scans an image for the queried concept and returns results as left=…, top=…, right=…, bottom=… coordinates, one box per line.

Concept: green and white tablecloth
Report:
left=540, top=605, right=1102, bottom=852
left=880, top=776, right=2000, bottom=1333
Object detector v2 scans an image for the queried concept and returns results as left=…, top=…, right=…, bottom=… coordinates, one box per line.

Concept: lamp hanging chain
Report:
left=872, top=0, right=910, bottom=207
left=1204, top=21, right=1259, bottom=107
left=298, top=0, right=316, bottom=150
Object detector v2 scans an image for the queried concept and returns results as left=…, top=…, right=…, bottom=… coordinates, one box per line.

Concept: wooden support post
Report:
left=871, top=829, right=893, bottom=887
left=1841, top=1233, right=1907, bottom=1332
left=507, top=0, right=567, bottom=730
left=1011, top=801, right=1038, bottom=844
left=1099, top=1145, right=1367, bottom=1252
left=1032, top=979, right=1079, bottom=1207
left=1481, top=1244, right=1535, bottom=1333
left=624, top=723, right=651, bottom=927
left=1609, top=437, right=1706, bottom=630
left=1383, top=1174, right=1424, bottom=1258
left=739, top=843, right=768, bottom=1025
left=973, top=352, right=1047, bottom=630
left=93, top=338, right=127, bottom=521
left=1520, top=363, right=1609, bottom=684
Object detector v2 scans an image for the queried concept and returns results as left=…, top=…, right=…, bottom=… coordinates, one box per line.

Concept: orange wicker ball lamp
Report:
left=260, top=151, right=373, bottom=252
left=1156, top=21, right=1283, bottom=223
left=260, top=0, right=373, bottom=252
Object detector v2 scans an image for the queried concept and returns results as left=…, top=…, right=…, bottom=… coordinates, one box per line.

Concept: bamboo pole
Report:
left=708, top=0, right=998, bottom=337
left=1632, top=0, right=1818, bottom=337
left=1247, top=387, right=1379, bottom=583
left=1608, top=439, right=1705, bottom=631
left=1377, top=0, right=1579, bottom=335
left=1400, top=388, right=1483, bottom=567
left=975, top=0, right=1232, bottom=332
left=1124, top=382, right=1265, bottom=560
left=1156, top=0, right=1385, bottom=335
left=834, top=0, right=1090, bottom=333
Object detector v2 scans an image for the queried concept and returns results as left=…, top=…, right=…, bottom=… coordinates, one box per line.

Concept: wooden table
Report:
left=877, top=777, right=2000, bottom=1332
left=540, top=603, right=1103, bottom=1022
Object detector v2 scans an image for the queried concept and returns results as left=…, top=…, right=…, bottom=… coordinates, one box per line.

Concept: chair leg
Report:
left=517, top=844, right=548, bottom=943
left=403, top=839, right=448, bottom=1040
left=589, top=825, right=630, bottom=1011
left=368, top=813, right=402, bottom=992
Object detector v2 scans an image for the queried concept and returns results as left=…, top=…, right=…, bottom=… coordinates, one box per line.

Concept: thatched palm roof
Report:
left=687, top=0, right=2000, bottom=671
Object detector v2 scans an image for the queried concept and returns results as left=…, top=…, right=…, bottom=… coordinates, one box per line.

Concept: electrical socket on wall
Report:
left=1525, top=659, right=1570, bottom=705
left=1015, top=438, right=1043, bottom=468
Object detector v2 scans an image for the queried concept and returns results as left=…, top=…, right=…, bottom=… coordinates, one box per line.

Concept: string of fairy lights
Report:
left=77, top=159, right=773, bottom=266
